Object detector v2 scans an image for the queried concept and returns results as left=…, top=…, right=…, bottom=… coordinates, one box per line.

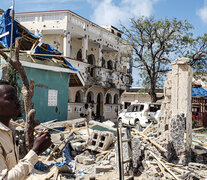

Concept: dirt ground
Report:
left=77, top=170, right=147, bottom=180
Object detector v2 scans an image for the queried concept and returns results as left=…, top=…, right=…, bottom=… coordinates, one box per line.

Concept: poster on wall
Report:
left=48, top=89, right=58, bottom=106
left=74, top=106, right=82, bottom=112
left=68, top=105, right=72, bottom=112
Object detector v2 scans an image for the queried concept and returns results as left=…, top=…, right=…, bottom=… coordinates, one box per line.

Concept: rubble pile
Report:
left=13, top=117, right=207, bottom=180
left=130, top=125, right=207, bottom=180
left=14, top=119, right=119, bottom=179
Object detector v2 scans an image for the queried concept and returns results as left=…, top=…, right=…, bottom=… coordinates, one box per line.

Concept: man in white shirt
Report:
left=0, top=80, right=52, bottom=180
left=84, top=103, right=92, bottom=123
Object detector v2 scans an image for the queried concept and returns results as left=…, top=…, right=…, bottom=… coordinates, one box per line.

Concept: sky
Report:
left=1, top=0, right=207, bottom=86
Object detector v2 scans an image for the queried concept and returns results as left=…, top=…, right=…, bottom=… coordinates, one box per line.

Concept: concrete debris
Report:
left=13, top=116, right=207, bottom=180
left=95, top=165, right=113, bottom=174
left=87, top=130, right=115, bottom=152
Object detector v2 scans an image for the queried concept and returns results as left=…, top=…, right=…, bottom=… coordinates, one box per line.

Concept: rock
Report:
left=83, top=158, right=95, bottom=165
left=75, top=155, right=86, bottom=164
left=110, top=157, right=115, bottom=164
left=71, top=142, right=86, bottom=151
left=102, top=160, right=110, bottom=165
left=102, top=120, right=115, bottom=127
left=95, top=165, right=113, bottom=174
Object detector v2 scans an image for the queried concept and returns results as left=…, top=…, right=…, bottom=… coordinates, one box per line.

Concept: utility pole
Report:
left=10, top=0, right=15, bottom=58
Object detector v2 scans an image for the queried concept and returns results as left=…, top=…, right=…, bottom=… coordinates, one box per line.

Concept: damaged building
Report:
left=15, top=10, right=133, bottom=120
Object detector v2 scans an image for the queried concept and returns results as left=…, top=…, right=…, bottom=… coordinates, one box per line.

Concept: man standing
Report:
left=0, top=80, right=52, bottom=180
left=84, top=103, right=92, bottom=122
left=84, top=103, right=92, bottom=136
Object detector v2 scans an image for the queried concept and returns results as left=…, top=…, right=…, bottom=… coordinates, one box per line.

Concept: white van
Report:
left=118, top=103, right=161, bottom=130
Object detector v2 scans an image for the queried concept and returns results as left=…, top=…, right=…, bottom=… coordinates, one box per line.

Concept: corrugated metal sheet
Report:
left=192, top=88, right=207, bottom=98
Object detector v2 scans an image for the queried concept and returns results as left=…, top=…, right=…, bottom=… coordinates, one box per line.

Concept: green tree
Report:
left=184, top=34, right=207, bottom=82
left=121, top=17, right=194, bottom=102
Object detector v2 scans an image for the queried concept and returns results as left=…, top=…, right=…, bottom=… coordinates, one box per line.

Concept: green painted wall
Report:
left=22, top=67, right=69, bottom=123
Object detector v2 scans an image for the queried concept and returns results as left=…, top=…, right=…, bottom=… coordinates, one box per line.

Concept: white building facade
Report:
left=15, top=10, right=132, bottom=120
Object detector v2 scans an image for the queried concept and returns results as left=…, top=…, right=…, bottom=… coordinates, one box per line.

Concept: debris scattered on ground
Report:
left=13, top=118, right=207, bottom=179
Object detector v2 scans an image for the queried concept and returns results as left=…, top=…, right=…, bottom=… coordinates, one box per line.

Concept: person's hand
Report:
left=32, top=131, right=52, bottom=155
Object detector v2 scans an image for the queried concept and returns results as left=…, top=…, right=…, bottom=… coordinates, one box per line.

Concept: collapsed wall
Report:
left=158, top=57, right=193, bottom=164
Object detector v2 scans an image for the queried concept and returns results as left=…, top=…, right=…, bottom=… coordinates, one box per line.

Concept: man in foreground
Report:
left=0, top=80, right=52, bottom=180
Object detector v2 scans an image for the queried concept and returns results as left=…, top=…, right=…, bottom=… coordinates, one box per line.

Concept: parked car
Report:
left=118, top=102, right=161, bottom=130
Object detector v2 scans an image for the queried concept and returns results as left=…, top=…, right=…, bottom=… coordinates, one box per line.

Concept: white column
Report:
left=98, top=44, right=103, bottom=66
left=63, top=32, right=71, bottom=57
left=82, top=35, right=88, bottom=63
left=171, top=57, right=192, bottom=153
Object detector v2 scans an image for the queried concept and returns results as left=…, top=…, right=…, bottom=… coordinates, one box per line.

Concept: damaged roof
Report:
left=0, top=9, right=85, bottom=86
left=0, top=9, right=78, bottom=72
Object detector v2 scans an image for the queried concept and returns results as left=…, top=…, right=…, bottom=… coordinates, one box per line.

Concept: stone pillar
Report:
left=82, top=35, right=88, bottom=63
left=63, top=32, right=71, bottom=57
left=170, top=57, right=192, bottom=164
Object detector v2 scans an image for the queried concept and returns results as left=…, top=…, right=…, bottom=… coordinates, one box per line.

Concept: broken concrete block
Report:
left=101, top=160, right=110, bottom=165
left=102, top=120, right=115, bottom=127
left=75, top=155, right=86, bottom=164
left=110, top=157, right=115, bottom=164
left=71, top=142, right=86, bottom=151
left=95, top=165, right=113, bottom=173
left=83, top=158, right=95, bottom=165
left=87, top=130, right=114, bottom=152
left=188, top=162, right=207, bottom=170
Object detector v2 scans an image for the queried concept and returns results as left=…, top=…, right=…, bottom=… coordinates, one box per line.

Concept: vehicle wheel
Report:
left=135, top=121, right=142, bottom=131
left=118, top=118, right=123, bottom=128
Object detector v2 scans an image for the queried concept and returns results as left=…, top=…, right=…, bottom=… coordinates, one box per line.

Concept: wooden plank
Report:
left=133, top=130, right=167, bottom=153
left=85, top=121, right=90, bottom=137
left=142, top=122, right=153, bottom=134
left=45, top=131, right=74, bottom=162
left=53, top=167, right=59, bottom=180
left=149, top=151, right=180, bottom=180
left=192, top=139, right=207, bottom=147
left=62, top=123, right=72, bottom=133
left=142, top=124, right=158, bottom=135
left=73, top=74, right=79, bottom=85
left=61, top=124, right=96, bottom=134
left=10, top=121, right=40, bottom=134
left=192, top=127, right=204, bottom=131
left=96, top=150, right=111, bottom=157
left=157, top=161, right=168, bottom=178
left=117, top=128, right=124, bottom=180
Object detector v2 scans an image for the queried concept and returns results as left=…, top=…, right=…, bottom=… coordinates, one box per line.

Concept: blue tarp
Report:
left=0, top=8, right=78, bottom=72
left=0, top=9, right=40, bottom=48
left=192, top=87, right=207, bottom=98
left=34, top=142, right=76, bottom=173
left=34, top=43, right=78, bottom=71
left=56, top=142, right=76, bottom=173
left=0, top=9, right=21, bottom=48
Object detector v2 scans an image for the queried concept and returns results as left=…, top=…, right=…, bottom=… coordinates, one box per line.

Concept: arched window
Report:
left=75, top=90, right=83, bottom=103
left=77, top=49, right=82, bottom=61
left=87, top=91, right=94, bottom=103
left=106, top=93, right=112, bottom=104
left=114, top=94, right=119, bottom=104
left=107, top=60, right=113, bottom=70
left=87, top=54, right=96, bottom=65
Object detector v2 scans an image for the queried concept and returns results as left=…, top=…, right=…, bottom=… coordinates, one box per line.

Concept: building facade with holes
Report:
left=15, top=10, right=132, bottom=120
